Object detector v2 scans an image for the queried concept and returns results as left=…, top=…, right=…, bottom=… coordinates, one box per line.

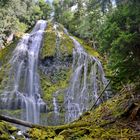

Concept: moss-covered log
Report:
left=0, top=114, right=90, bottom=130
left=0, top=115, right=34, bottom=128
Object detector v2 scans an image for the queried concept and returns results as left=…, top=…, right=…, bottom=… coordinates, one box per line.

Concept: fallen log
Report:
left=0, top=114, right=90, bottom=130
left=0, top=114, right=36, bottom=128
left=0, top=114, right=117, bottom=135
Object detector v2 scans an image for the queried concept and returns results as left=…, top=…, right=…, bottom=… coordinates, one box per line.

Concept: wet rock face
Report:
left=38, top=22, right=74, bottom=125
left=41, top=55, right=72, bottom=68
left=40, top=55, right=73, bottom=83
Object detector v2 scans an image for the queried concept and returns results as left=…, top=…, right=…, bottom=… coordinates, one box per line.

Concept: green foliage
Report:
left=38, top=0, right=52, bottom=19
left=0, top=0, right=52, bottom=47
left=53, top=0, right=105, bottom=47
left=0, top=121, right=18, bottom=140
left=98, top=2, right=140, bottom=88
left=0, top=0, right=10, bottom=6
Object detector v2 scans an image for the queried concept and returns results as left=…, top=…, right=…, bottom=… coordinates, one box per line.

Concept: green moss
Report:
left=54, top=135, right=65, bottom=140
left=0, top=39, right=19, bottom=91
left=0, top=38, right=18, bottom=65
left=40, top=69, right=72, bottom=102
left=0, top=121, right=18, bottom=140
left=41, top=22, right=56, bottom=58
left=60, top=33, right=74, bottom=56
left=0, top=64, right=10, bottom=91
left=0, top=110, right=22, bottom=119
left=73, top=36, right=99, bottom=57
left=77, top=93, right=132, bottom=127
left=26, top=90, right=140, bottom=139
left=42, top=30, right=56, bottom=57
left=28, top=128, right=56, bottom=139
left=41, top=22, right=74, bottom=59
left=87, top=126, right=134, bottom=139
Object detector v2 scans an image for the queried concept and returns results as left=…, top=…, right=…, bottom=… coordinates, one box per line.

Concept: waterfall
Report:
left=0, top=21, right=109, bottom=126
left=53, top=92, right=60, bottom=125
left=53, top=97, right=59, bottom=114
left=0, top=20, right=47, bottom=124
left=65, top=36, right=109, bottom=123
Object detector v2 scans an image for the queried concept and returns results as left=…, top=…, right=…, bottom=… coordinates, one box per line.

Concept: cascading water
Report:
left=53, top=97, right=59, bottom=115
left=0, top=20, right=47, bottom=124
left=52, top=92, right=60, bottom=125
left=0, top=21, right=109, bottom=126
left=65, top=36, right=109, bottom=123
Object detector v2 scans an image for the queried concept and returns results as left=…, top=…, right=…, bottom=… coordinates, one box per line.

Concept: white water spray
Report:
left=0, top=20, right=47, bottom=124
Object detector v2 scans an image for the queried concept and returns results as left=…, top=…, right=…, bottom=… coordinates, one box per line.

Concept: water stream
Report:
left=0, top=20, right=47, bottom=124
left=64, top=35, right=109, bottom=123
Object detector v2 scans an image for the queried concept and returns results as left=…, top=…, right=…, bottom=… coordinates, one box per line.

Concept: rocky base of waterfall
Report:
left=1, top=88, right=140, bottom=139
left=0, top=121, right=26, bottom=140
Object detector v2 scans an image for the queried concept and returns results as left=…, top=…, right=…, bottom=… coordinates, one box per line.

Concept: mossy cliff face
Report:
left=39, top=22, right=75, bottom=125
left=73, top=36, right=99, bottom=58
left=41, top=22, right=74, bottom=58
left=28, top=89, right=140, bottom=139
left=39, top=22, right=100, bottom=125
left=0, top=38, right=19, bottom=91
